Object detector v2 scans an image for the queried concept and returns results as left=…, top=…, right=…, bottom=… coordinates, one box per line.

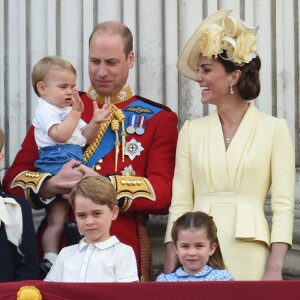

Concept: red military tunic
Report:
left=2, top=85, right=178, bottom=281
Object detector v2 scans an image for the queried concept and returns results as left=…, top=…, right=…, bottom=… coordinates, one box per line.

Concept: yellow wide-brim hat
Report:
left=177, top=8, right=259, bottom=80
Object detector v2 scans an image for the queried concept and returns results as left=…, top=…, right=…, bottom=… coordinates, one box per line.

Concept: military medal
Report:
left=126, top=115, right=136, bottom=134
left=121, top=164, right=136, bottom=176
left=125, top=138, right=144, bottom=160
left=136, top=116, right=146, bottom=135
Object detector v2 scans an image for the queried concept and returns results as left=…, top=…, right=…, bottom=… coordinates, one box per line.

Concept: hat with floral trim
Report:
left=177, top=8, right=259, bottom=80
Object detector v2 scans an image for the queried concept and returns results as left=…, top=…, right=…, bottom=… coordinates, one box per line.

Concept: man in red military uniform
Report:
left=2, top=21, right=178, bottom=281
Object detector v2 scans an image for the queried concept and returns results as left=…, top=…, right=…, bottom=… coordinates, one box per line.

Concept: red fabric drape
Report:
left=1, top=280, right=300, bottom=300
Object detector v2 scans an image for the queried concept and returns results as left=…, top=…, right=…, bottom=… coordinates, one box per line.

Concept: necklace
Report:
left=225, top=137, right=231, bottom=144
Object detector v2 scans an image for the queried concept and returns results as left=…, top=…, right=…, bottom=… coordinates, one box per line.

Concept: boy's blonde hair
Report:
left=0, top=128, right=4, bottom=152
left=31, top=55, right=77, bottom=96
left=68, top=176, right=118, bottom=210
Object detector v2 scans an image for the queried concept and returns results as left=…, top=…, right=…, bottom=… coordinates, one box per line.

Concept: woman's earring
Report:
left=230, top=84, right=233, bottom=94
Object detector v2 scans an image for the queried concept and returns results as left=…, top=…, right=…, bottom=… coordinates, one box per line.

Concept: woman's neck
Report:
left=218, top=100, right=250, bottom=126
left=218, top=100, right=250, bottom=148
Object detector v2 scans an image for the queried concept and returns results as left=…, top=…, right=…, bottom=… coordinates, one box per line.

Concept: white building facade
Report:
left=0, top=0, right=299, bottom=278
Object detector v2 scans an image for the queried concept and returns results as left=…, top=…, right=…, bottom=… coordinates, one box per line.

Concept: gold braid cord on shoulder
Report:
left=83, top=103, right=126, bottom=171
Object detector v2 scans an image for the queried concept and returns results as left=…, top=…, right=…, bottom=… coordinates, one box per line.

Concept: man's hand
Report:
left=40, top=160, right=84, bottom=198
left=61, top=164, right=101, bottom=200
left=40, top=160, right=101, bottom=199
left=73, top=163, right=101, bottom=177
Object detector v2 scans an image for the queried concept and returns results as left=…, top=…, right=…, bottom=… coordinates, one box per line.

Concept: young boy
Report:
left=44, top=175, right=139, bottom=282
left=0, top=129, right=39, bottom=281
left=31, top=56, right=113, bottom=274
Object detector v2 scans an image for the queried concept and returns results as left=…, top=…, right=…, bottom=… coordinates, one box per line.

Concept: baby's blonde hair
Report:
left=31, top=55, right=76, bottom=96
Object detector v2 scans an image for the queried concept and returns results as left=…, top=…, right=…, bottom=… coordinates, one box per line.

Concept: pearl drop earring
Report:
left=230, top=84, right=233, bottom=94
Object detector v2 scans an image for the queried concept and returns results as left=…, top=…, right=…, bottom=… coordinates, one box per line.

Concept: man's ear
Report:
left=127, top=51, right=135, bottom=69
left=36, top=81, right=46, bottom=96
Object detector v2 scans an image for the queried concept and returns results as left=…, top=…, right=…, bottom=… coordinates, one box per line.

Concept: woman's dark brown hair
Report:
left=217, top=53, right=261, bottom=100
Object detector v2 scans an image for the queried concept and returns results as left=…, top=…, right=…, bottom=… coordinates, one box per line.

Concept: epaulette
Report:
left=134, top=95, right=172, bottom=112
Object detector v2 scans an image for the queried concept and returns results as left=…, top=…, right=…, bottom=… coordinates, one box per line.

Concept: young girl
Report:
left=157, top=211, right=233, bottom=281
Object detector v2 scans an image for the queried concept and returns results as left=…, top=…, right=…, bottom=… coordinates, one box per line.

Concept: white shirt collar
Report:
left=78, top=235, right=120, bottom=251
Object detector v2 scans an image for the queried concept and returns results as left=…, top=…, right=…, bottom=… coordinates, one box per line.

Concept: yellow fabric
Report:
left=165, top=104, right=295, bottom=280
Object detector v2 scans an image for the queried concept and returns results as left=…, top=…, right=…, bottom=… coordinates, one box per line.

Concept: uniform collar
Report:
left=86, top=84, right=132, bottom=104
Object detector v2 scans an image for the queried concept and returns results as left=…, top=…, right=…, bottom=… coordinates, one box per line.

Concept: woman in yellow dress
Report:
left=164, top=9, right=295, bottom=280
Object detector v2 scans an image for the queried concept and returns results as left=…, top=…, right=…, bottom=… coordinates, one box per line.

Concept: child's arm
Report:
left=82, top=102, right=113, bottom=144
left=48, top=91, right=83, bottom=143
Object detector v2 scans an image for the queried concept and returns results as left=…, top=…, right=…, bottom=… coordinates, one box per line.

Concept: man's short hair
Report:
left=89, top=21, right=133, bottom=58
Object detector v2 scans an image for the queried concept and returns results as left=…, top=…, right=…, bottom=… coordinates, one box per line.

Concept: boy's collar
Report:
left=79, top=235, right=120, bottom=250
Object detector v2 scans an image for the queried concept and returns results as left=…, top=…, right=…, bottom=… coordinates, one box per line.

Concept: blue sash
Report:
left=86, top=99, right=163, bottom=168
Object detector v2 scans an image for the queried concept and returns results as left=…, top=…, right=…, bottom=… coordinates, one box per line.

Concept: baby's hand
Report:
left=92, top=101, right=114, bottom=124
left=72, top=88, right=84, bottom=113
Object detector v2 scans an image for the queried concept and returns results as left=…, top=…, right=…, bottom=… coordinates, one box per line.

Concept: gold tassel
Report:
left=83, top=103, right=127, bottom=169
left=83, top=103, right=115, bottom=164
left=111, top=119, right=120, bottom=171
left=113, top=108, right=126, bottom=162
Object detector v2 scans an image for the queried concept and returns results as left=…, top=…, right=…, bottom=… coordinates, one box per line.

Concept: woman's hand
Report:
left=163, top=242, right=177, bottom=274
left=262, top=242, right=288, bottom=280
